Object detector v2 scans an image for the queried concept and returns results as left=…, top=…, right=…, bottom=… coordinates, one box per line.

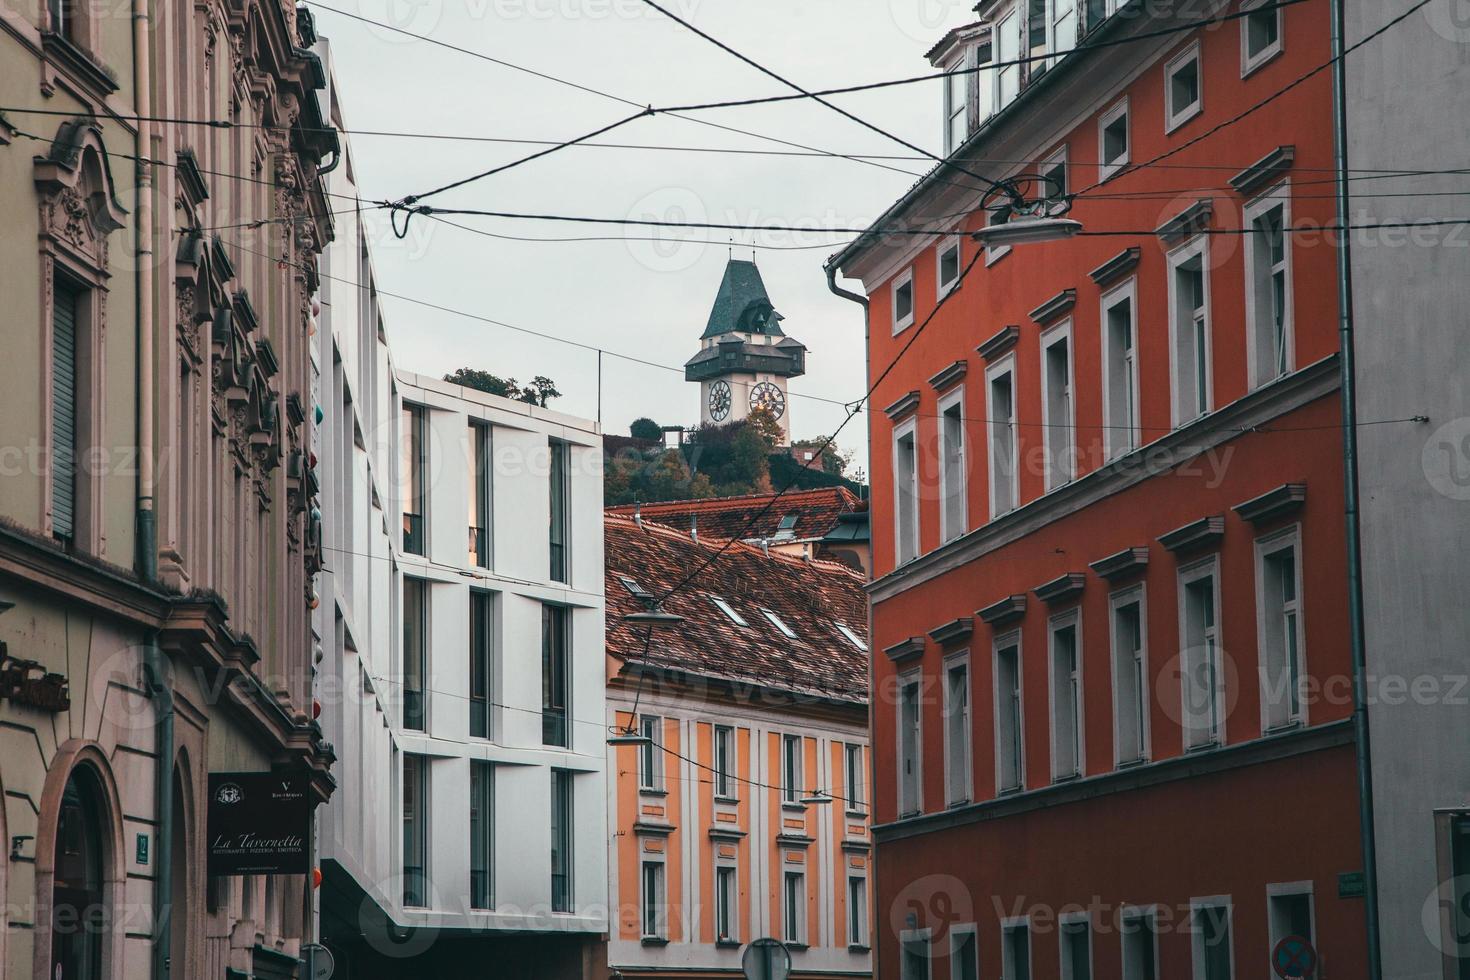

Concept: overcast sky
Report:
left=317, top=0, right=978, bottom=477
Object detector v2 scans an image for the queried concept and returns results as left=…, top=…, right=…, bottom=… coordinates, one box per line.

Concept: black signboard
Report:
left=208, top=771, right=310, bottom=875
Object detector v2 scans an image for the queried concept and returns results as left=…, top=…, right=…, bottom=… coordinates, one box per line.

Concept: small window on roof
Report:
left=773, top=513, right=799, bottom=541
left=762, top=608, right=799, bottom=640
left=710, top=596, right=748, bottom=627
left=837, top=624, right=867, bottom=651
left=619, top=575, right=651, bottom=599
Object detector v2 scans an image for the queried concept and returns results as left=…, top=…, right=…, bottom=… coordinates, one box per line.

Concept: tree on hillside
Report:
left=629, top=417, right=663, bottom=441
left=445, top=368, right=561, bottom=407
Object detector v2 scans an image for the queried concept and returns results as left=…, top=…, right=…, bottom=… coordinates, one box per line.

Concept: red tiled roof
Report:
left=605, top=487, right=863, bottom=546
left=604, top=514, right=869, bottom=703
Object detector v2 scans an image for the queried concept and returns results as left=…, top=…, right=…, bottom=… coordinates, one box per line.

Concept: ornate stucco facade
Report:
left=0, top=0, right=335, bottom=975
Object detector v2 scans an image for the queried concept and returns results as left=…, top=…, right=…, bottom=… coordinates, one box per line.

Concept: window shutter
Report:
left=51, top=284, right=79, bottom=540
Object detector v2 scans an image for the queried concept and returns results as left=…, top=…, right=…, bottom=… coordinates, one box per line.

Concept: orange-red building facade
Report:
left=828, top=0, right=1369, bottom=977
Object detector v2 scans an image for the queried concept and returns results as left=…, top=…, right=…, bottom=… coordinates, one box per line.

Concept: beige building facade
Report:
left=0, top=0, right=335, bottom=976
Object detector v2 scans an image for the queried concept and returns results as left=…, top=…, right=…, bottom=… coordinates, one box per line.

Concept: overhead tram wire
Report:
left=211, top=233, right=863, bottom=414
left=11, top=98, right=1463, bottom=177
left=652, top=0, right=1310, bottom=113
left=631, top=0, right=1011, bottom=200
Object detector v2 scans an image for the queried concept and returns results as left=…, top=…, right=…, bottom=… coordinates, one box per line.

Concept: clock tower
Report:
left=685, top=258, right=806, bottom=445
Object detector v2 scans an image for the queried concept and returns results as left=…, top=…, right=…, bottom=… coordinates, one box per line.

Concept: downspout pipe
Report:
left=825, top=260, right=875, bottom=958
left=1327, top=0, right=1382, bottom=974
left=133, top=0, right=173, bottom=974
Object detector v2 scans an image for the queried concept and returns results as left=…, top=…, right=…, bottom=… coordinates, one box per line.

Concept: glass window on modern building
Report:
left=550, top=769, right=574, bottom=912
left=401, top=404, right=427, bottom=555
left=542, top=604, right=569, bottom=747
left=548, top=439, right=570, bottom=583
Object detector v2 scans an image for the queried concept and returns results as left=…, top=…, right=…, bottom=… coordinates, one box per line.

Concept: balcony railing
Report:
left=403, top=512, right=424, bottom=556
left=468, top=525, right=488, bottom=568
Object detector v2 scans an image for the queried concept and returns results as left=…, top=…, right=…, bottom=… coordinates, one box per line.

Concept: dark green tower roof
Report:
left=701, top=258, right=785, bottom=340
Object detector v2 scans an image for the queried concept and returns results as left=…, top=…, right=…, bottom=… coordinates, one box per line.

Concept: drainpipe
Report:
left=1327, top=0, right=1382, bottom=975
left=825, top=261, right=876, bottom=960
left=133, top=0, right=174, bottom=975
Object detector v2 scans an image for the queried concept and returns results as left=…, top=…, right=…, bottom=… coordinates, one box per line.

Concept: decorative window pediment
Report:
left=33, top=120, right=127, bottom=274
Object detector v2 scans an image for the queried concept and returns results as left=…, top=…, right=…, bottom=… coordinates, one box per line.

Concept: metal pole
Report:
left=1327, top=0, right=1382, bottom=974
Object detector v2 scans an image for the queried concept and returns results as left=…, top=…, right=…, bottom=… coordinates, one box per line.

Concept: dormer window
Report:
left=944, top=49, right=975, bottom=154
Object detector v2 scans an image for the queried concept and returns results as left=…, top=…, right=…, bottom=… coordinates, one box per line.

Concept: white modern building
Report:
left=311, top=52, right=609, bottom=978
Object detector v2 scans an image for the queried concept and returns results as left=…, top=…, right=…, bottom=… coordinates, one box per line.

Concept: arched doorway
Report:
left=168, top=763, right=189, bottom=976
left=51, top=765, right=107, bottom=979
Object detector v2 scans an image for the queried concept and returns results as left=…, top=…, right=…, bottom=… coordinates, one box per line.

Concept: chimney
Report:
left=633, top=503, right=642, bottom=528
left=690, top=514, right=699, bottom=542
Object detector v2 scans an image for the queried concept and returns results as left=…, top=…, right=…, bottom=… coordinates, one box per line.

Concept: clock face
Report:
left=749, top=381, right=786, bottom=421
left=708, top=380, right=732, bottom=422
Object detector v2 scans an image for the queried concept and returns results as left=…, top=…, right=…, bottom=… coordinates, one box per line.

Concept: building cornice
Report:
left=867, top=356, right=1340, bottom=604
left=873, top=719, right=1354, bottom=843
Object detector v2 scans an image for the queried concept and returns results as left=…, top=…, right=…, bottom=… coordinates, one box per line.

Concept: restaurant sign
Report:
left=208, top=771, right=310, bottom=875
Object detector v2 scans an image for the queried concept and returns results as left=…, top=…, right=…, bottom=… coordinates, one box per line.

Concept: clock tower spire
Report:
left=684, top=257, right=807, bottom=445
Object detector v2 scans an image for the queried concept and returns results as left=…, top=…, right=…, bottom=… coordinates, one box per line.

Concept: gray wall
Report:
left=1346, top=1, right=1470, bottom=976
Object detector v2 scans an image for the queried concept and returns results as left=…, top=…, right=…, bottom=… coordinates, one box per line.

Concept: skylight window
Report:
left=762, top=608, right=799, bottom=640
left=773, top=513, right=799, bottom=541
left=710, top=596, right=748, bottom=627
left=836, top=624, right=867, bottom=651
left=619, top=575, right=651, bottom=599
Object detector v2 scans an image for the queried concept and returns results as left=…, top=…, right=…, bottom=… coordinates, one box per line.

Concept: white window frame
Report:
left=1120, top=905, right=1162, bottom=980
left=898, top=670, right=924, bottom=815
left=1049, top=609, right=1084, bottom=781
left=950, top=923, right=981, bottom=980
left=641, top=858, right=667, bottom=940
left=710, top=595, right=748, bottom=627
left=943, top=50, right=976, bottom=154
left=1040, top=319, right=1075, bottom=490
left=1189, top=896, right=1236, bottom=980
left=994, top=5, right=1021, bottom=110
left=847, top=873, right=870, bottom=948
left=845, top=742, right=866, bottom=814
left=943, top=652, right=973, bottom=806
left=762, top=607, right=799, bottom=640
left=783, top=868, right=807, bottom=945
left=936, top=234, right=963, bottom=297
left=638, top=714, right=664, bottom=791
left=1001, top=918, right=1033, bottom=980
left=892, top=268, right=916, bottom=334
left=1255, top=525, right=1307, bottom=732
left=714, top=862, right=739, bottom=943
left=1109, top=585, right=1151, bottom=767
left=1266, top=881, right=1316, bottom=947
left=938, top=386, right=969, bottom=542
left=782, top=733, right=804, bottom=805
left=1243, top=182, right=1295, bottom=389
left=714, top=723, right=738, bottom=800
left=1164, top=40, right=1203, bottom=133
left=1098, top=96, right=1130, bottom=183
left=1040, top=144, right=1069, bottom=201
left=1179, top=557, right=1225, bottom=751
left=1059, top=910, right=1093, bottom=980
left=901, top=928, right=935, bottom=980
left=1167, top=235, right=1214, bottom=427
left=985, top=354, right=1018, bottom=519
left=1241, top=0, right=1284, bottom=77
left=1100, top=279, right=1141, bottom=459
left=893, top=418, right=920, bottom=564
left=994, top=632, right=1025, bottom=794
